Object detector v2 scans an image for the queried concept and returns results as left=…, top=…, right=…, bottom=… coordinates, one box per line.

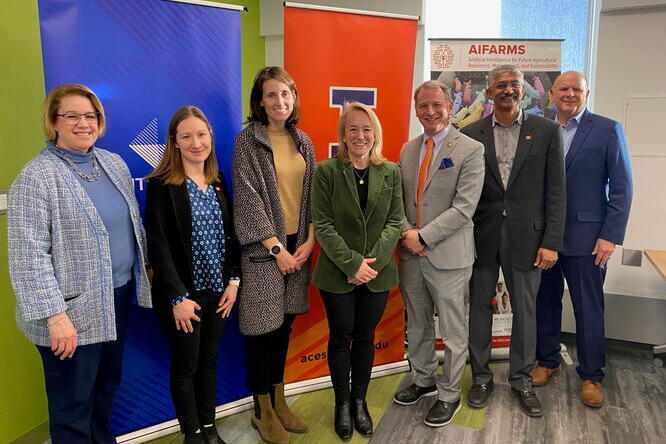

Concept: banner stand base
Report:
left=117, top=360, right=410, bottom=443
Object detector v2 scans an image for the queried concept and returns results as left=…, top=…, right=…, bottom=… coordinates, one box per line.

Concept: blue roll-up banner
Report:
left=37, top=0, right=247, bottom=438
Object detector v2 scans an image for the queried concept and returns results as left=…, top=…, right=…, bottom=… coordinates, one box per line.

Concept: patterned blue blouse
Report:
left=187, top=177, right=226, bottom=293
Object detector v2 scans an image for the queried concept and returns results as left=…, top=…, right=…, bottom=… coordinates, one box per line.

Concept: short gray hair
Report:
left=487, top=64, right=524, bottom=88
left=414, top=80, right=452, bottom=103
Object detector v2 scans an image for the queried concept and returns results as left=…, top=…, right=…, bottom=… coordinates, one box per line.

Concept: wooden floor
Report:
left=143, top=334, right=665, bottom=444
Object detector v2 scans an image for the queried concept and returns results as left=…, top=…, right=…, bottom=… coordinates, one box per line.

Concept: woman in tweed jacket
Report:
left=232, top=67, right=315, bottom=444
left=7, top=84, right=151, bottom=444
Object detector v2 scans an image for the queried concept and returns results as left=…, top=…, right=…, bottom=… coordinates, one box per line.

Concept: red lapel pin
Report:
left=525, top=135, right=532, bottom=140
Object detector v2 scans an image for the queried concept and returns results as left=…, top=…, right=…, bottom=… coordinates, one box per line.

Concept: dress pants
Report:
left=536, top=254, right=606, bottom=382
left=469, top=218, right=542, bottom=391
left=37, top=281, right=132, bottom=444
left=399, top=256, right=471, bottom=402
left=320, top=285, right=388, bottom=403
left=156, top=290, right=226, bottom=434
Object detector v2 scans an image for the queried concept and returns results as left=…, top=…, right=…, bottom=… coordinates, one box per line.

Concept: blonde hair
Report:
left=146, top=106, right=220, bottom=185
left=42, top=84, right=106, bottom=141
left=335, top=102, right=385, bottom=165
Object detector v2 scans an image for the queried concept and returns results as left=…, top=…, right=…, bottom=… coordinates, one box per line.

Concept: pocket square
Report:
left=438, top=157, right=454, bottom=169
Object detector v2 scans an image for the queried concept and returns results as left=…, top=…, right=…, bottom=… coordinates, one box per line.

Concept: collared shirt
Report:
left=419, top=124, right=451, bottom=169
left=186, top=177, right=226, bottom=293
left=492, top=109, right=523, bottom=189
left=557, top=108, right=585, bottom=157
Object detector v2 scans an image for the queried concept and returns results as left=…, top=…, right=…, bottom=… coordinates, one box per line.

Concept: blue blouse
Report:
left=188, top=176, right=227, bottom=292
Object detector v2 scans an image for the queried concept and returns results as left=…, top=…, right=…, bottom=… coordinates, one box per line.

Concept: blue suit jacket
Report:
left=562, top=110, right=633, bottom=256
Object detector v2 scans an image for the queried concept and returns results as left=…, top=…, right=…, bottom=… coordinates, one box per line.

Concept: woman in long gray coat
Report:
left=232, top=67, right=315, bottom=444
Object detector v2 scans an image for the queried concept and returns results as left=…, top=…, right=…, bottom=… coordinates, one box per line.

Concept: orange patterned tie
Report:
left=417, top=138, right=435, bottom=227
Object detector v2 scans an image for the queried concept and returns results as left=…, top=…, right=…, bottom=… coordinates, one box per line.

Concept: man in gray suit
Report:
left=461, top=65, right=566, bottom=417
left=393, top=80, right=484, bottom=427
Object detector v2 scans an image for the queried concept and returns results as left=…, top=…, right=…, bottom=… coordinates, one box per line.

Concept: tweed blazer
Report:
left=311, top=158, right=404, bottom=293
left=232, top=121, right=315, bottom=336
left=8, top=146, right=152, bottom=347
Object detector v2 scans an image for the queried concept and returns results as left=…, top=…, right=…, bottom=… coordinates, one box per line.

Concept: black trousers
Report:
left=156, top=290, right=226, bottom=434
left=320, top=285, right=388, bottom=403
left=245, top=233, right=299, bottom=395
left=37, top=281, right=132, bottom=444
left=245, top=314, right=297, bottom=394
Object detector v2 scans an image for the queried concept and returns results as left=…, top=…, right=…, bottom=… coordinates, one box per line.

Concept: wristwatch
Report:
left=269, top=242, right=283, bottom=256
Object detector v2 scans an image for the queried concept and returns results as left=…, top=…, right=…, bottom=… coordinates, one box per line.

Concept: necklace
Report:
left=56, top=145, right=101, bottom=182
left=353, top=166, right=369, bottom=185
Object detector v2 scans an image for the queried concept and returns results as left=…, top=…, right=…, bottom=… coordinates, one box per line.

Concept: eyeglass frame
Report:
left=55, top=112, right=101, bottom=123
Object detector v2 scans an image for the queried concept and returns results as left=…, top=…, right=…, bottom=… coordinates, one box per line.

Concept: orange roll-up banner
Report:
left=284, top=5, right=418, bottom=383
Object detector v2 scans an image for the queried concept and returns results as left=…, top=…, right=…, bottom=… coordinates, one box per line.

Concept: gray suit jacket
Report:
left=398, top=126, right=485, bottom=269
left=461, top=114, right=566, bottom=270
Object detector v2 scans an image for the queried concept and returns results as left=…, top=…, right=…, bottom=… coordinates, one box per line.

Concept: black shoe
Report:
left=424, top=399, right=461, bottom=427
left=467, top=381, right=494, bottom=408
left=202, top=424, right=226, bottom=444
left=393, top=383, right=438, bottom=405
left=350, top=398, right=373, bottom=437
left=334, top=402, right=353, bottom=441
left=512, top=388, right=543, bottom=417
left=183, top=431, right=205, bottom=444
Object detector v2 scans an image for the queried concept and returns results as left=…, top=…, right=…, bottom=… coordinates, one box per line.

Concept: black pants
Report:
left=320, top=285, right=388, bottom=403
left=157, top=290, right=226, bottom=434
left=37, top=281, right=132, bottom=444
left=245, top=314, right=297, bottom=394
left=245, top=234, right=299, bottom=395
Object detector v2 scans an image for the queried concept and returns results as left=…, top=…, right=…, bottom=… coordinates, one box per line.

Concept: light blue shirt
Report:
left=558, top=108, right=585, bottom=157
left=47, top=142, right=135, bottom=288
left=419, top=124, right=451, bottom=169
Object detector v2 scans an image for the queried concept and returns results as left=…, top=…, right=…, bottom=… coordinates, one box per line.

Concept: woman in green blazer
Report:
left=311, top=102, right=404, bottom=441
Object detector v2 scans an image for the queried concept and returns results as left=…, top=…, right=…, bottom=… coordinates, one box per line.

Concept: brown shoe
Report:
left=271, top=383, right=308, bottom=433
left=581, top=381, right=604, bottom=408
left=530, top=365, right=559, bottom=386
left=251, top=393, right=290, bottom=444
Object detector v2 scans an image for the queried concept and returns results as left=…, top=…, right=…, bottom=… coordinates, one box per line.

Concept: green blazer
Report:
left=311, top=158, right=404, bottom=293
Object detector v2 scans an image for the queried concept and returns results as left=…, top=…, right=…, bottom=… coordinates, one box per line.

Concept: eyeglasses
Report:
left=493, top=81, right=523, bottom=90
left=56, top=112, right=101, bottom=124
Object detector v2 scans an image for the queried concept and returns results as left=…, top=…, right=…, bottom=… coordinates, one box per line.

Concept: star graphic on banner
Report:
left=129, top=117, right=164, bottom=167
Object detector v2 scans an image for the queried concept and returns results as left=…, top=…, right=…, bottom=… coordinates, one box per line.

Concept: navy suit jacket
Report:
left=561, top=110, right=633, bottom=256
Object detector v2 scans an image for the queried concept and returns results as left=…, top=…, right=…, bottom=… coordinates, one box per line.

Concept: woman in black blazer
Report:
left=145, top=106, right=240, bottom=444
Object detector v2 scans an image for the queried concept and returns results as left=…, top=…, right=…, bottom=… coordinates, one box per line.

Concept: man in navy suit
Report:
left=531, top=71, right=633, bottom=408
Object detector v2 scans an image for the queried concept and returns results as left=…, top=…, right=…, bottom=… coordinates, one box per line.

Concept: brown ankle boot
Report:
left=271, top=383, right=308, bottom=433
left=251, top=394, right=290, bottom=444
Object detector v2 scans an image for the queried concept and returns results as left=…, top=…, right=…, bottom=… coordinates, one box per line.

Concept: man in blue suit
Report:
left=532, top=71, right=633, bottom=408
